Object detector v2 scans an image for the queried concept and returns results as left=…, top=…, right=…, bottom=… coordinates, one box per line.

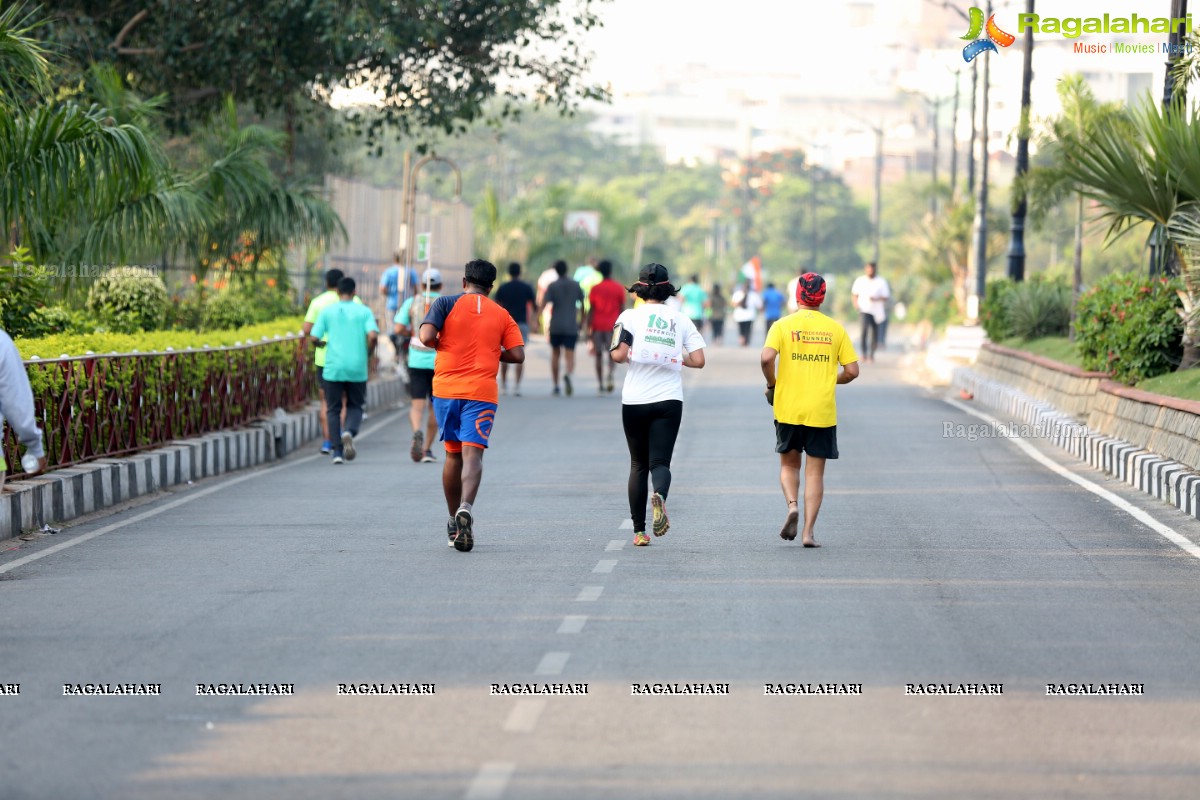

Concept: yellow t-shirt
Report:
left=765, top=309, right=858, bottom=427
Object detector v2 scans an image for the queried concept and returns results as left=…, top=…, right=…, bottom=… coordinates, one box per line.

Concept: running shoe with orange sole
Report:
left=651, top=492, right=669, bottom=537
left=633, top=532, right=651, bottom=546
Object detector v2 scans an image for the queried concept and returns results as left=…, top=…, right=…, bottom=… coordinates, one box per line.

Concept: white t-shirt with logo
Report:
left=616, top=303, right=706, bottom=405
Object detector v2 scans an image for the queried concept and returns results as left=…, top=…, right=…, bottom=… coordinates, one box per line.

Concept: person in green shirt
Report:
left=679, top=274, right=709, bottom=338
left=303, top=269, right=344, bottom=454
left=310, top=277, right=379, bottom=464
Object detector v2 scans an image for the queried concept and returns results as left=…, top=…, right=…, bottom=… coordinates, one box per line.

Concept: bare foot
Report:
left=802, top=538, right=820, bottom=548
left=779, top=509, right=799, bottom=541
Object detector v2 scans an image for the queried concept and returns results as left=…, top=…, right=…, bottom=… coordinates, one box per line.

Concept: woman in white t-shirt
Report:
left=609, top=263, right=706, bottom=546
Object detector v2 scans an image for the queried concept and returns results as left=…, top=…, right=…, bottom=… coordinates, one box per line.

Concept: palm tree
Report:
left=1053, top=96, right=1200, bottom=368
left=0, top=4, right=187, bottom=264
left=187, top=99, right=345, bottom=291
left=1024, top=75, right=1128, bottom=315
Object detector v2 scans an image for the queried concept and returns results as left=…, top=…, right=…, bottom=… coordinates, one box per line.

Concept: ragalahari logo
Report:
left=961, top=7, right=1015, bottom=62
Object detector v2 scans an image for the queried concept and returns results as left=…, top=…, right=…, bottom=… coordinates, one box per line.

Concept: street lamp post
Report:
left=930, top=1, right=980, bottom=195
left=971, top=0, right=993, bottom=317
left=930, top=96, right=942, bottom=217
left=1006, top=0, right=1035, bottom=282
left=402, top=153, right=463, bottom=278
left=873, top=126, right=883, bottom=263
left=949, top=68, right=961, bottom=203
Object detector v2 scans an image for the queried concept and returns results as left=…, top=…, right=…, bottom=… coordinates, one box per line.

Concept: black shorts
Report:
left=775, top=422, right=838, bottom=459
left=549, top=333, right=578, bottom=349
left=409, top=367, right=434, bottom=400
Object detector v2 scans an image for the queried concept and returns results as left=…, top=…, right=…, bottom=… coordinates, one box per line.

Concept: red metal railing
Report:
left=2, top=336, right=316, bottom=476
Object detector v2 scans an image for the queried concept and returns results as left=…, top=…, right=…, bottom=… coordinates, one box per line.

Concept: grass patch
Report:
left=1136, top=369, right=1200, bottom=402
left=997, top=336, right=1083, bottom=368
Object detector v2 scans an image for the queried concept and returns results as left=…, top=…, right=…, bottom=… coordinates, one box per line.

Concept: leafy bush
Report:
left=981, top=278, right=1016, bottom=341
left=0, top=248, right=54, bottom=338
left=982, top=276, right=1071, bottom=341
left=1075, top=273, right=1183, bottom=384
left=1005, top=277, right=1071, bottom=340
left=86, top=267, right=170, bottom=333
left=201, top=283, right=298, bottom=331
left=202, top=290, right=259, bottom=330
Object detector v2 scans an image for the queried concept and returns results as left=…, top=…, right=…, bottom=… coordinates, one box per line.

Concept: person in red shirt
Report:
left=419, top=259, right=526, bottom=552
left=586, top=260, right=627, bottom=394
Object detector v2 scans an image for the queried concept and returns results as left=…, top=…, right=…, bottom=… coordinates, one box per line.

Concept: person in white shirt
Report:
left=850, top=261, right=890, bottom=363
left=610, top=263, right=706, bottom=547
left=730, top=281, right=763, bottom=347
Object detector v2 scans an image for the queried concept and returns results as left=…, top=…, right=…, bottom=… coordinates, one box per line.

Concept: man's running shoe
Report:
left=651, top=492, right=670, bottom=537
left=552, top=386, right=561, bottom=396
left=341, top=431, right=356, bottom=461
left=320, top=440, right=333, bottom=454
left=453, top=507, right=474, bottom=552
left=564, top=375, right=573, bottom=396
left=633, top=532, right=651, bottom=546
left=447, top=517, right=457, bottom=547
left=410, top=430, right=424, bottom=462
left=606, top=376, right=614, bottom=393
left=331, top=454, right=344, bottom=465
left=421, top=449, right=436, bottom=463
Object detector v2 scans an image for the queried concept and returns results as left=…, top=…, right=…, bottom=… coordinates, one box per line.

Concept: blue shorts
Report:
left=433, top=397, right=498, bottom=452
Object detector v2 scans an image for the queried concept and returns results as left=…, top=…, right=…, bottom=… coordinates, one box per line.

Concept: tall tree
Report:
left=1024, top=75, right=1127, bottom=316
left=42, top=0, right=609, bottom=151
left=1054, top=97, right=1200, bottom=368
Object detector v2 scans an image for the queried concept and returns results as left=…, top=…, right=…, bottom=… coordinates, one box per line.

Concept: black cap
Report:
left=637, top=263, right=670, bottom=285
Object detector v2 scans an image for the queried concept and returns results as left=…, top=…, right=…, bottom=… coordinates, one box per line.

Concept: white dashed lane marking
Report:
left=502, top=700, right=547, bottom=733
left=593, top=559, right=617, bottom=574
left=464, top=762, right=516, bottom=799
left=575, top=586, right=604, bottom=602
left=558, top=615, right=588, bottom=634
left=606, top=539, right=625, bottom=551
left=535, top=651, right=570, bottom=676
left=619, top=520, right=633, bottom=530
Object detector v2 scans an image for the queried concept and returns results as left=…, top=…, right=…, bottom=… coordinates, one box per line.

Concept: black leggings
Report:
left=622, top=399, right=683, bottom=532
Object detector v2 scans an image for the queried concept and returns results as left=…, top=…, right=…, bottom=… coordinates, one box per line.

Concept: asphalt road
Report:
left=3, top=335, right=1200, bottom=799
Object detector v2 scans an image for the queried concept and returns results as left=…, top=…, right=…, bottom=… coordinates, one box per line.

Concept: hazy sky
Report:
left=582, top=0, right=1184, bottom=94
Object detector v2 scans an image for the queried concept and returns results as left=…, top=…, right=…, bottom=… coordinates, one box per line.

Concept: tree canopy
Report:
left=41, top=0, right=610, bottom=147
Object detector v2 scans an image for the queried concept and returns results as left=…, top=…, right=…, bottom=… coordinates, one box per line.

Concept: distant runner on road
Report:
left=493, top=262, right=536, bottom=396
left=610, top=263, right=706, bottom=547
left=760, top=272, right=858, bottom=546
left=586, top=259, right=627, bottom=394
left=420, top=259, right=525, bottom=552
left=311, top=277, right=379, bottom=465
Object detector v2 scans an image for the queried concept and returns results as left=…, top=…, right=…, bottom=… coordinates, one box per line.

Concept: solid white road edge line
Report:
left=946, top=398, right=1200, bottom=562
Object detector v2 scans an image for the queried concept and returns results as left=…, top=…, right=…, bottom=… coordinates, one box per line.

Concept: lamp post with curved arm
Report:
left=402, top=154, right=463, bottom=279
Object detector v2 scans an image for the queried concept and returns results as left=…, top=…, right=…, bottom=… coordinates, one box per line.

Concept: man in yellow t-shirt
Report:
left=760, top=273, right=859, bottom=547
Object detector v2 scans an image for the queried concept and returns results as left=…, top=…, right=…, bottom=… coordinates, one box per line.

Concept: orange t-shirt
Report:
left=423, top=292, right=524, bottom=403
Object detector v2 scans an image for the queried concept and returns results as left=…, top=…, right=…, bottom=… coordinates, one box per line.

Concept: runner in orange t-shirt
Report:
left=419, top=259, right=525, bottom=552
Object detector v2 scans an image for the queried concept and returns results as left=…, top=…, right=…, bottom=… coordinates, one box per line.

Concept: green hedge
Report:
left=5, top=317, right=315, bottom=473
left=1075, top=273, right=1183, bottom=384
left=13, top=317, right=307, bottom=359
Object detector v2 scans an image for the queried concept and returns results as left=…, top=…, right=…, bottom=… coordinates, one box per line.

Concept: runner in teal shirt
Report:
left=310, top=277, right=379, bottom=464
